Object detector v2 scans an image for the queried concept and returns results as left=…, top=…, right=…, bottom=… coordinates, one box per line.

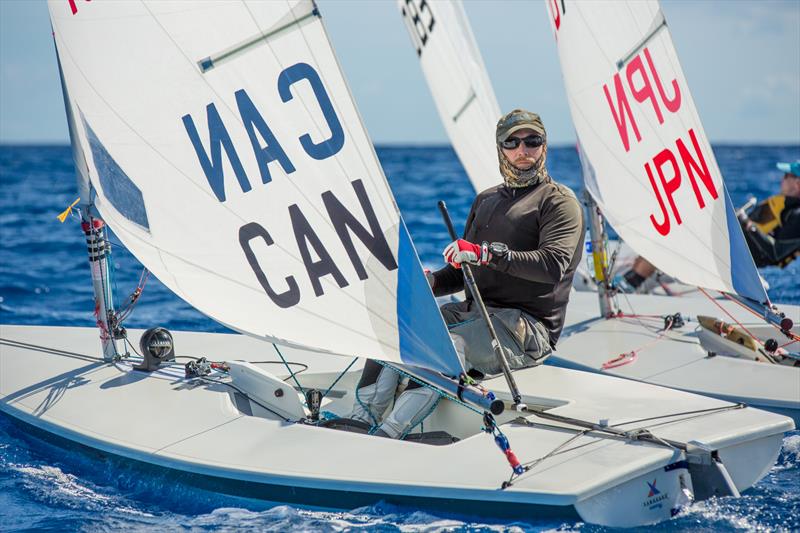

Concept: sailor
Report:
left=346, top=109, right=585, bottom=438
left=618, top=160, right=800, bottom=292
left=738, top=161, right=800, bottom=268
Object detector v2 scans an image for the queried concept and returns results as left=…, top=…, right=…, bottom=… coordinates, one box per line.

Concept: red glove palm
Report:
left=443, top=239, right=489, bottom=268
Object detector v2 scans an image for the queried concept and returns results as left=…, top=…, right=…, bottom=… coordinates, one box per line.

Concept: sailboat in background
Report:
left=544, top=0, right=800, bottom=412
left=397, top=0, right=500, bottom=192
left=0, top=0, right=795, bottom=527
left=554, top=1, right=767, bottom=303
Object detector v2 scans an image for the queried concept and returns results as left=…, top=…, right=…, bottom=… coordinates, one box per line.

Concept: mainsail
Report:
left=546, top=0, right=768, bottom=305
left=398, top=0, right=501, bottom=192
left=49, top=0, right=463, bottom=376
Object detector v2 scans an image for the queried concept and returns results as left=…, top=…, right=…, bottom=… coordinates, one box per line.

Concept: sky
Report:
left=1, top=0, right=798, bottom=146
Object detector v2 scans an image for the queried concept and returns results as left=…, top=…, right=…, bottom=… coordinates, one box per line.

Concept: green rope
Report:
left=357, top=384, right=380, bottom=430
left=374, top=360, right=483, bottom=416
left=273, top=343, right=304, bottom=396
left=101, top=225, right=115, bottom=312
left=399, top=396, right=442, bottom=440
left=446, top=317, right=480, bottom=330
left=322, top=357, right=359, bottom=399
left=310, top=358, right=360, bottom=425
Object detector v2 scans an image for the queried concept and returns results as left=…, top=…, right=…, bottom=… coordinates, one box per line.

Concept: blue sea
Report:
left=1, top=144, right=799, bottom=532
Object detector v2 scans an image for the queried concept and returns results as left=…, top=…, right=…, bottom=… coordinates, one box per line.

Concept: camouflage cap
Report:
left=496, top=109, right=546, bottom=143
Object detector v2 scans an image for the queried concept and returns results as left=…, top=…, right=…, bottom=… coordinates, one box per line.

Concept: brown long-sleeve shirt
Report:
left=432, top=177, right=585, bottom=347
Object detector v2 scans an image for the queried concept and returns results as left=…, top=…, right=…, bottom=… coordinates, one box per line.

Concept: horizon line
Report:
left=1, top=141, right=799, bottom=149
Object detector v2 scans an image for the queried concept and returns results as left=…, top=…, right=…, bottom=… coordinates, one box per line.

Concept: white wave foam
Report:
left=10, top=463, right=152, bottom=517
left=772, top=434, right=800, bottom=473
left=781, top=434, right=800, bottom=459
left=175, top=504, right=556, bottom=532
left=676, top=497, right=791, bottom=533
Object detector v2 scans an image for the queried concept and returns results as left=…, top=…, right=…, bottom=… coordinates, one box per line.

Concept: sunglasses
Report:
left=501, top=135, right=544, bottom=150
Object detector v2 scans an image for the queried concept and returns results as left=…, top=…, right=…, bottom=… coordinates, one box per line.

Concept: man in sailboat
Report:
left=618, top=160, right=800, bottom=293
left=345, top=110, right=585, bottom=439
left=739, top=161, right=800, bottom=268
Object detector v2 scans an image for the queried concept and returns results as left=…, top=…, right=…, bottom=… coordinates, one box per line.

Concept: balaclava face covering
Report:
left=497, top=142, right=549, bottom=188
left=495, top=109, right=550, bottom=188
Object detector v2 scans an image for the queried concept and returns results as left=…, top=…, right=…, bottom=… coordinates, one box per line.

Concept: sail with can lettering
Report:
left=398, top=0, right=501, bottom=192
left=49, top=0, right=463, bottom=376
left=546, top=0, right=768, bottom=305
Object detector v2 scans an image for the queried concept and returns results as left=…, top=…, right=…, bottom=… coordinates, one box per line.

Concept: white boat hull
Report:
left=0, top=324, right=793, bottom=527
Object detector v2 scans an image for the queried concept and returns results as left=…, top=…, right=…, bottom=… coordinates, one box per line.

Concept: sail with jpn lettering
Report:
left=49, top=0, right=463, bottom=376
left=398, top=0, right=501, bottom=192
left=546, top=0, right=768, bottom=305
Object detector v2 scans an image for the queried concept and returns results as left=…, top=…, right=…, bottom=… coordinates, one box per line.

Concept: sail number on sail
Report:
left=400, top=0, right=435, bottom=57
left=182, top=62, right=398, bottom=309
left=182, top=63, right=343, bottom=203
left=237, top=178, right=398, bottom=309
left=602, top=49, right=719, bottom=237
left=550, top=1, right=719, bottom=238
left=66, top=0, right=89, bottom=15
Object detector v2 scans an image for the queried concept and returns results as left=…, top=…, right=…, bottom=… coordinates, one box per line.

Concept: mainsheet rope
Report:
left=698, top=287, right=769, bottom=349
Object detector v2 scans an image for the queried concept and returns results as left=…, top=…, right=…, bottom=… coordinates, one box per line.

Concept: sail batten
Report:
left=548, top=0, right=767, bottom=304
left=50, top=0, right=464, bottom=376
left=198, top=2, right=318, bottom=73
left=616, top=11, right=667, bottom=69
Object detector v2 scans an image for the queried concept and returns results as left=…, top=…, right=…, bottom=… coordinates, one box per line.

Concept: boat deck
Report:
left=556, top=292, right=800, bottom=421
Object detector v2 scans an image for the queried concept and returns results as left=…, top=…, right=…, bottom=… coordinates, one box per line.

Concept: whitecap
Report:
left=771, top=434, right=800, bottom=473
left=9, top=462, right=151, bottom=518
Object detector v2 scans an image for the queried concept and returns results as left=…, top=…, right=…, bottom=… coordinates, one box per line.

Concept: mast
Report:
left=583, top=190, right=615, bottom=318
left=54, top=37, right=122, bottom=361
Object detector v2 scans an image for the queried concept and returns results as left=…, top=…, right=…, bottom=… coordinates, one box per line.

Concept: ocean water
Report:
left=0, top=144, right=798, bottom=531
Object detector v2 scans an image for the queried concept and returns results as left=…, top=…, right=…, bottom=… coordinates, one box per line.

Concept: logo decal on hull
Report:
left=643, top=479, right=669, bottom=510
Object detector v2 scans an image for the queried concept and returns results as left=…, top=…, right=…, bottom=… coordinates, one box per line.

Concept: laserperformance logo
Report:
left=643, top=479, right=669, bottom=510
